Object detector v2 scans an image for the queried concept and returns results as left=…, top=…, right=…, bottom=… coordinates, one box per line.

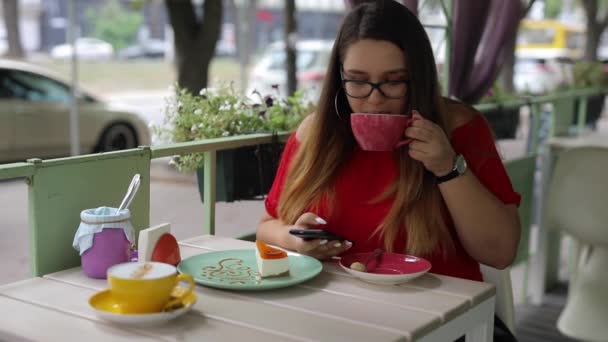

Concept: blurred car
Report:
left=0, top=59, right=150, bottom=162
left=215, top=39, right=237, bottom=57
left=118, top=39, right=166, bottom=60
left=50, top=37, right=114, bottom=61
left=247, top=40, right=333, bottom=102
left=514, top=57, right=573, bottom=94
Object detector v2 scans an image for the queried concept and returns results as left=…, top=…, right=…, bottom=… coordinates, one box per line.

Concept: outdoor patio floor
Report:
left=516, top=282, right=576, bottom=342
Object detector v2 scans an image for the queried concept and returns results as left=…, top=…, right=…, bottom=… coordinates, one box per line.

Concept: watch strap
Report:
left=436, top=154, right=466, bottom=184
left=436, top=169, right=461, bottom=184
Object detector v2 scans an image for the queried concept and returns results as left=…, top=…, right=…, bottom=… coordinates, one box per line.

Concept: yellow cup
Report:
left=107, top=262, right=194, bottom=314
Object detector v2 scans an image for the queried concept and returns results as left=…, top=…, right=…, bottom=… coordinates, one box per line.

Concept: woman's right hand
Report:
left=290, top=212, right=352, bottom=260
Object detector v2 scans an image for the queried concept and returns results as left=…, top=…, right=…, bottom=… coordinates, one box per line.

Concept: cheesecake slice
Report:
left=255, top=240, right=290, bottom=278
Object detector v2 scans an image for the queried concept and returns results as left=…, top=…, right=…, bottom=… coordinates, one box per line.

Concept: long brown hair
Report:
left=278, top=0, right=453, bottom=256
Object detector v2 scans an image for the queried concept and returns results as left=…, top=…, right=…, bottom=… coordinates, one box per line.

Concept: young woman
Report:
left=257, top=0, right=520, bottom=287
left=258, top=3, right=520, bottom=339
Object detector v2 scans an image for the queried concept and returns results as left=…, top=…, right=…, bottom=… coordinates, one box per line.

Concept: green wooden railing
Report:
left=0, top=88, right=604, bottom=277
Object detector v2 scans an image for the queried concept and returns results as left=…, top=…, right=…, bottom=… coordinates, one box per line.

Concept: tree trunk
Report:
left=247, top=0, right=258, bottom=55
left=148, top=0, right=164, bottom=40
left=581, top=0, right=608, bottom=62
left=498, top=0, right=537, bottom=93
left=285, top=0, right=297, bottom=96
left=165, top=0, right=223, bottom=94
left=499, top=29, right=517, bottom=93
left=2, top=0, right=25, bottom=58
left=585, top=22, right=603, bottom=61
left=228, top=0, right=238, bottom=53
left=232, top=0, right=256, bottom=90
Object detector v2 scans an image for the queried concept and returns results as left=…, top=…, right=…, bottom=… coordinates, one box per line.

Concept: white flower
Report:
left=219, top=104, right=231, bottom=111
left=194, top=109, right=202, bottom=115
left=222, top=131, right=230, bottom=137
left=199, top=88, right=208, bottom=96
left=191, top=125, right=197, bottom=133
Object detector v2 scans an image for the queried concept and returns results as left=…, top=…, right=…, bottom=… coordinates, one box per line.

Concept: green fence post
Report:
left=528, top=102, right=542, bottom=153
left=203, top=150, right=217, bottom=235
left=576, top=95, right=588, bottom=135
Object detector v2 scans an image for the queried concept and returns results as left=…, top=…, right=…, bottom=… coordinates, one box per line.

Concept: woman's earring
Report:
left=334, top=89, right=344, bottom=120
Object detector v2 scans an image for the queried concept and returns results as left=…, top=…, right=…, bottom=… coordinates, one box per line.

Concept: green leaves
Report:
left=572, top=61, right=608, bottom=88
left=155, top=83, right=315, bottom=171
left=85, top=0, right=143, bottom=51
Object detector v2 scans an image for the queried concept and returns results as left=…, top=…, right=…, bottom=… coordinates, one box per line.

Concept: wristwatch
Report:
left=436, top=154, right=467, bottom=184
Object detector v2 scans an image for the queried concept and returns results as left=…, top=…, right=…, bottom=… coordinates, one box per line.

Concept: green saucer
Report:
left=177, top=249, right=323, bottom=291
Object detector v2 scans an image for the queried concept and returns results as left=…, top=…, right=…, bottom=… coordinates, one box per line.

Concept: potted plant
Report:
left=155, top=83, right=314, bottom=202
left=477, top=84, right=521, bottom=140
left=571, top=61, right=608, bottom=129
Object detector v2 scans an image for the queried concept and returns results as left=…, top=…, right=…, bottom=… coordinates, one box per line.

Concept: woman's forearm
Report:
left=256, top=216, right=298, bottom=251
left=439, top=171, right=521, bottom=269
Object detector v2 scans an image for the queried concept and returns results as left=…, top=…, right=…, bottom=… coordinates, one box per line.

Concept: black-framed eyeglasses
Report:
left=340, top=73, right=410, bottom=99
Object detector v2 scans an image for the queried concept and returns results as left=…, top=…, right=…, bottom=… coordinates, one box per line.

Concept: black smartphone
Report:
left=289, top=229, right=346, bottom=242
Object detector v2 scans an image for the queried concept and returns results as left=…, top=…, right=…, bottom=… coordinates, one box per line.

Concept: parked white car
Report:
left=51, top=37, right=114, bottom=61
left=0, top=59, right=150, bottom=162
left=118, top=39, right=166, bottom=59
left=247, top=40, right=333, bottom=102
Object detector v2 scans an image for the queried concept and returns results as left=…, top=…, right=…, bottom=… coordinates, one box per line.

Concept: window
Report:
left=566, top=32, right=585, bottom=50
left=517, top=27, right=556, bottom=45
left=1, top=70, right=71, bottom=104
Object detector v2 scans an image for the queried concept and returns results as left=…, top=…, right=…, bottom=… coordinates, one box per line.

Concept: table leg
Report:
left=418, top=297, right=495, bottom=342
left=465, top=299, right=494, bottom=342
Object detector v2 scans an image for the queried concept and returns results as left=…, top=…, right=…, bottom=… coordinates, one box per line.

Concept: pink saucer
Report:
left=339, top=252, right=431, bottom=285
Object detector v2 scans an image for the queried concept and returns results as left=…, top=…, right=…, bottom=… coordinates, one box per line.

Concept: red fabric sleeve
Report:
left=264, top=133, right=300, bottom=218
left=450, top=115, right=521, bottom=206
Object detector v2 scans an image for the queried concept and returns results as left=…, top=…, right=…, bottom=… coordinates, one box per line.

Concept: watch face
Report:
left=455, top=155, right=467, bottom=173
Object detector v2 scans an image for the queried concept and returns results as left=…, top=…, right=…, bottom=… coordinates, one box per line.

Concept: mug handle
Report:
left=394, top=138, right=413, bottom=148
left=394, top=116, right=420, bottom=148
left=163, top=273, right=195, bottom=311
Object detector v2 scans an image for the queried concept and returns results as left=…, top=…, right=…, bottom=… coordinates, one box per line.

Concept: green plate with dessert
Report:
left=177, top=243, right=323, bottom=291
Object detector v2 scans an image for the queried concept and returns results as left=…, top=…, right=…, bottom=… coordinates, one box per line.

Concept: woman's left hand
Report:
left=405, top=111, right=456, bottom=177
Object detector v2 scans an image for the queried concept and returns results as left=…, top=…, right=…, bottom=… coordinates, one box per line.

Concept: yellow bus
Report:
left=516, top=19, right=585, bottom=60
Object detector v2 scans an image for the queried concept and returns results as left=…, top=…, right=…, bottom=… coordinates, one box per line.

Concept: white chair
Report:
left=544, top=146, right=608, bottom=341
left=480, top=264, right=516, bottom=334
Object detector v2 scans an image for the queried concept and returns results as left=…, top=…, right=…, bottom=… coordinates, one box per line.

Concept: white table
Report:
left=528, top=131, right=608, bottom=304
left=0, top=235, right=495, bottom=341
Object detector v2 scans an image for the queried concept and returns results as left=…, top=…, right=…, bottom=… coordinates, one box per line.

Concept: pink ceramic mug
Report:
left=351, top=113, right=416, bottom=151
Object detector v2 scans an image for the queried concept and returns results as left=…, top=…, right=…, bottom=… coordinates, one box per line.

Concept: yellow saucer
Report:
left=89, top=289, right=197, bottom=326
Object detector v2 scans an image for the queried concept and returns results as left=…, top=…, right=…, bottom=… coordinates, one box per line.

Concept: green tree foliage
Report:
left=544, top=0, right=562, bottom=18
left=86, top=0, right=143, bottom=50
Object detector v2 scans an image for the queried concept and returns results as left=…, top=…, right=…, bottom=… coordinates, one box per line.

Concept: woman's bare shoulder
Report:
left=443, top=98, right=480, bottom=133
left=296, top=112, right=315, bottom=142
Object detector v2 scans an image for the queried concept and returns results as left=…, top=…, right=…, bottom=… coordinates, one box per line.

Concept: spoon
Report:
left=117, top=174, right=141, bottom=213
left=364, top=248, right=384, bottom=272
left=350, top=248, right=383, bottom=272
